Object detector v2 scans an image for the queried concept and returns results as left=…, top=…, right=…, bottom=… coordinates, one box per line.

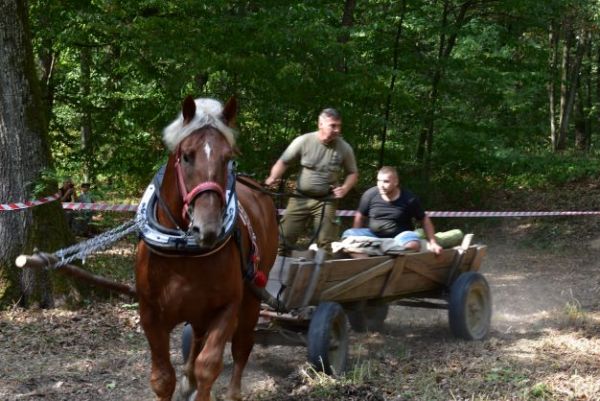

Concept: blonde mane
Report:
left=162, top=98, right=236, bottom=151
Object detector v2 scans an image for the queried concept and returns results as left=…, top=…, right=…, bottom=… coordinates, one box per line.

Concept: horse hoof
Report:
left=225, top=390, right=242, bottom=401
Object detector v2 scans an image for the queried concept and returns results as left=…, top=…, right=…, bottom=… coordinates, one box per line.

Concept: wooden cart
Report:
left=182, top=234, right=490, bottom=375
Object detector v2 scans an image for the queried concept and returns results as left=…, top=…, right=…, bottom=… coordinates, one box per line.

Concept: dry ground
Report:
left=1, top=220, right=600, bottom=401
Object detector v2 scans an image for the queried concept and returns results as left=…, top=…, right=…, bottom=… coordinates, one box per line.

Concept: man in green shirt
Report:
left=265, top=108, right=358, bottom=255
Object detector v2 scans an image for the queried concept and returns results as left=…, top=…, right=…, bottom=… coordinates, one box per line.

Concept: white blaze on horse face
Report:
left=203, top=140, right=215, bottom=179
left=204, top=142, right=212, bottom=161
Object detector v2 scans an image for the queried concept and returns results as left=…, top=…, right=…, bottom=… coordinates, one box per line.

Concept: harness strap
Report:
left=152, top=168, right=184, bottom=232
left=236, top=201, right=266, bottom=287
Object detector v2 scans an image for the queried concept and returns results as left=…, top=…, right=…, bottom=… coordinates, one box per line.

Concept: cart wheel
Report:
left=307, top=302, right=349, bottom=375
left=448, top=272, right=491, bottom=340
left=181, top=323, right=193, bottom=362
left=346, top=301, right=388, bottom=333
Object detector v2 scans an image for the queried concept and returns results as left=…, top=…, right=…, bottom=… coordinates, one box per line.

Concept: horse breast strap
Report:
left=136, top=163, right=237, bottom=255
left=236, top=202, right=267, bottom=287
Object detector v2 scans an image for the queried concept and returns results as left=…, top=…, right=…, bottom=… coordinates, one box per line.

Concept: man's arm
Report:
left=352, top=210, right=366, bottom=228
left=265, top=159, right=288, bottom=186
left=422, top=215, right=442, bottom=255
left=332, top=171, right=358, bottom=199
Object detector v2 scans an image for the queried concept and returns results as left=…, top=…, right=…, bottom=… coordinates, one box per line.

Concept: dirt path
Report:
left=1, top=231, right=600, bottom=400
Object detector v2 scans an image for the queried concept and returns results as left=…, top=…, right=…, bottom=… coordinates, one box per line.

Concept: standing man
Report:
left=74, top=183, right=95, bottom=236
left=265, top=108, right=358, bottom=255
left=342, top=166, right=442, bottom=254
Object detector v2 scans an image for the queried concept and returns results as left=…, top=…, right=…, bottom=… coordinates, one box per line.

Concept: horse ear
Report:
left=182, top=96, right=196, bottom=126
left=222, top=96, right=237, bottom=127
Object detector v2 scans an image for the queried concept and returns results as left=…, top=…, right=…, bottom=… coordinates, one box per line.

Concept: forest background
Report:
left=30, top=0, right=600, bottom=209
left=3, top=3, right=600, bottom=399
left=2, top=0, right=600, bottom=307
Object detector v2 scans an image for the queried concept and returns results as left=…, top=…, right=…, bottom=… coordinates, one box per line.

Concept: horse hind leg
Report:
left=175, top=327, right=207, bottom=401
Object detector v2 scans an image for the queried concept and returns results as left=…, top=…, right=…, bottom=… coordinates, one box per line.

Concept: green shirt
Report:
left=280, top=132, right=357, bottom=197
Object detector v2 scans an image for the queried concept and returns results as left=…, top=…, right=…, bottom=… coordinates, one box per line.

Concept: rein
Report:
left=236, top=175, right=337, bottom=202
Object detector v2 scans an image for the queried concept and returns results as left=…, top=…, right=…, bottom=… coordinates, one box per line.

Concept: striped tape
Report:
left=0, top=193, right=61, bottom=211
left=3, top=197, right=600, bottom=218
left=426, top=210, right=600, bottom=217
left=62, top=202, right=138, bottom=212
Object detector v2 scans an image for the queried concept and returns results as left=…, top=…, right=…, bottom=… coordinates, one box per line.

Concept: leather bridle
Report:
left=174, top=145, right=226, bottom=223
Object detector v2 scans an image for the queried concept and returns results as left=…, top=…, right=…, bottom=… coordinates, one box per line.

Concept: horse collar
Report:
left=136, top=163, right=238, bottom=256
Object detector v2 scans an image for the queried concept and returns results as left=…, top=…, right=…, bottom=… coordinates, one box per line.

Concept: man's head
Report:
left=317, top=108, right=342, bottom=144
left=81, top=183, right=91, bottom=192
left=377, top=166, right=400, bottom=199
left=63, top=178, right=73, bottom=189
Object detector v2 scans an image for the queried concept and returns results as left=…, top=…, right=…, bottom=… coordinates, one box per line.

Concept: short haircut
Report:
left=319, top=108, right=341, bottom=121
left=378, top=166, right=398, bottom=179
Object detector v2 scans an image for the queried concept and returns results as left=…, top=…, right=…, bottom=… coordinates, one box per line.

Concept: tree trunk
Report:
left=417, top=0, right=473, bottom=173
left=378, top=0, right=407, bottom=168
left=548, top=21, right=559, bottom=148
left=575, top=31, right=592, bottom=151
left=80, top=47, right=93, bottom=181
left=338, top=0, right=356, bottom=73
left=0, top=0, right=73, bottom=308
left=555, top=26, right=587, bottom=151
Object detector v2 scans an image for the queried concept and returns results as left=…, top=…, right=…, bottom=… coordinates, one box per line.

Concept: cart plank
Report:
left=323, top=256, right=392, bottom=281
left=266, top=256, right=299, bottom=300
left=319, top=258, right=395, bottom=301
left=379, top=257, right=407, bottom=297
left=283, top=261, right=315, bottom=309
left=470, top=245, right=487, bottom=270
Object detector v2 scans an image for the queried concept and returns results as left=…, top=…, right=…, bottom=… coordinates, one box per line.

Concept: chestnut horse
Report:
left=135, top=96, right=278, bottom=401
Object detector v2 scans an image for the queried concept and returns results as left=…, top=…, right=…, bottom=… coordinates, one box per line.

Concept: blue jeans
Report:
left=341, top=228, right=421, bottom=247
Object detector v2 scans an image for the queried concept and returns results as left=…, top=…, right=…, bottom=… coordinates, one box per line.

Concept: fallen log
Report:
left=16, top=252, right=137, bottom=298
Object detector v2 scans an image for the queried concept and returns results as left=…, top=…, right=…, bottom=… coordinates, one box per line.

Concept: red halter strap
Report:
left=174, top=147, right=226, bottom=222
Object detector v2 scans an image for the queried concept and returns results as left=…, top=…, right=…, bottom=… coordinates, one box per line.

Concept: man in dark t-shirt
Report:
left=342, top=166, right=442, bottom=254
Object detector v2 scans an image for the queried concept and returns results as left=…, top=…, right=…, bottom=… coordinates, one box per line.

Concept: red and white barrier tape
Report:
left=426, top=210, right=600, bottom=217
left=289, top=209, right=600, bottom=217
left=0, top=193, right=61, bottom=211
left=62, top=202, right=138, bottom=212
left=3, top=196, right=600, bottom=218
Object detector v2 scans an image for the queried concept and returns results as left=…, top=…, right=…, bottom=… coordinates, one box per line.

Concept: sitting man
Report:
left=342, top=166, right=442, bottom=255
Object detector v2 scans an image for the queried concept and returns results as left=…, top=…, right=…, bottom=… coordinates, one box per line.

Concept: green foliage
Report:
left=27, top=0, right=600, bottom=206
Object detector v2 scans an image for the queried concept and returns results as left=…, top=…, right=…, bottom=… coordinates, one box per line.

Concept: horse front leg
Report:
left=140, top=309, right=176, bottom=400
left=193, top=303, right=239, bottom=401
left=226, top=289, right=261, bottom=401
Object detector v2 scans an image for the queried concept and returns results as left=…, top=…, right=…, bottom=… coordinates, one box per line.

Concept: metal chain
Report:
left=50, top=218, right=140, bottom=269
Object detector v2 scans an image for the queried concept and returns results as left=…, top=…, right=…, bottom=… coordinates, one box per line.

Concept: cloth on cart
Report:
left=333, top=229, right=465, bottom=256
left=331, top=236, right=413, bottom=256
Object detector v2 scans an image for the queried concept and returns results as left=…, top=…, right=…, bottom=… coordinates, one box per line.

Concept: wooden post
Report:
left=16, top=253, right=137, bottom=298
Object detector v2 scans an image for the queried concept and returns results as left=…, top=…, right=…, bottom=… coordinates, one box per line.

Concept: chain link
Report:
left=50, top=218, right=140, bottom=269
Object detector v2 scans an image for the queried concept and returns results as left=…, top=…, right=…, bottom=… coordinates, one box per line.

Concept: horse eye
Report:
left=182, top=153, right=190, bottom=163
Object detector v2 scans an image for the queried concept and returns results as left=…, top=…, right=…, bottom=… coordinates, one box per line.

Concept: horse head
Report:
left=163, top=96, right=238, bottom=249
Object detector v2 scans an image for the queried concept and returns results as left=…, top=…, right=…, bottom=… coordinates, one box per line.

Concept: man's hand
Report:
left=265, top=160, right=287, bottom=188
left=264, top=176, right=278, bottom=187
left=428, top=240, right=443, bottom=255
left=332, top=185, right=348, bottom=199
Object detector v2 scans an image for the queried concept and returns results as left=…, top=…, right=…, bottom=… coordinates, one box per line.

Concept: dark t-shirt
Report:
left=357, top=186, right=426, bottom=237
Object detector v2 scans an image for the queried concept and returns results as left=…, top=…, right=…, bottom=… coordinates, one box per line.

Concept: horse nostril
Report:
left=191, top=225, right=201, bottom=234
